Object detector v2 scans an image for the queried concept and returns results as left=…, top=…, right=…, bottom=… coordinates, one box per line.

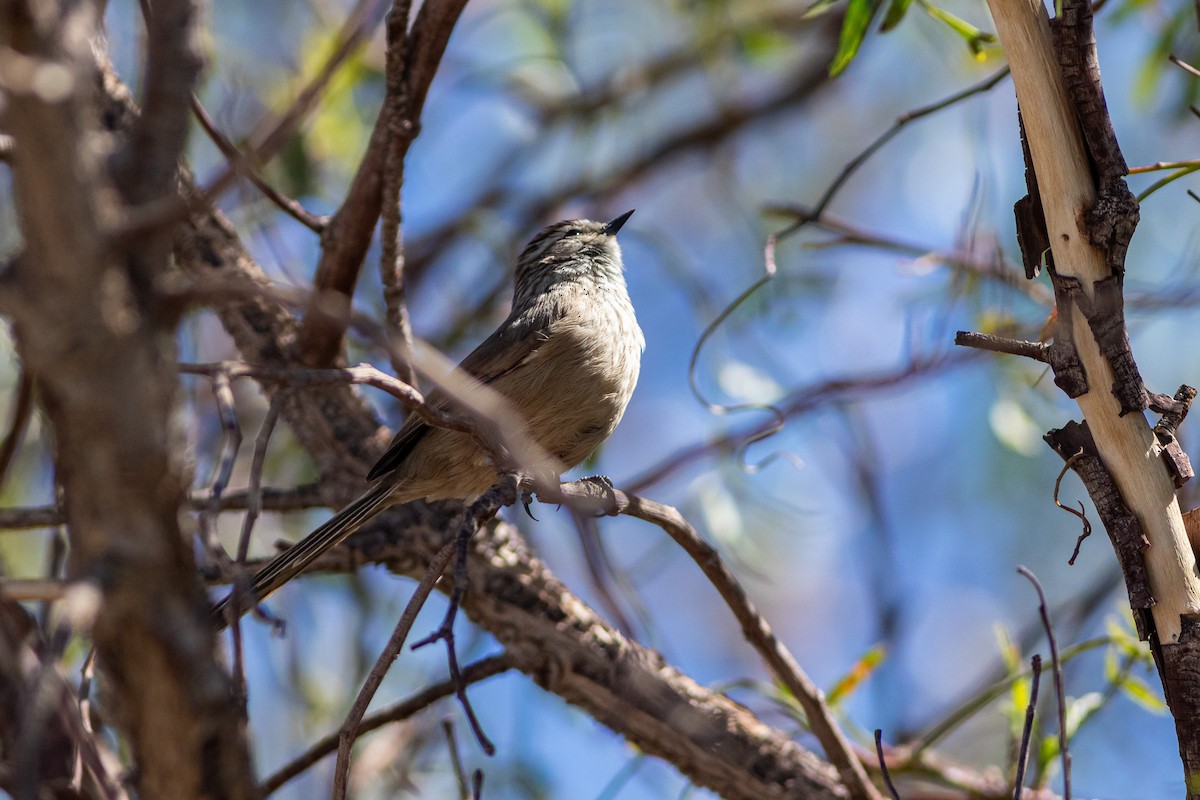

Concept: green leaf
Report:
left=827, top=645, right=887, bottom=706
left=1064, top=692, right=1104, bottom=736
left=1037, top=732, right=1058, bottom=772
left=1103, top=647, right=1120, bottom=684
left=737, top=27, right=791, bottom=63
left=879, top=0, right=913, bottom=32
left=830, top=0, right=885, bottom=76
left=802, top=0, right=844, bottom=21
left=920, top=0, right=997, bottom=58
left=1118, top=674, right=1168, bottom=714
left=993, top=623, right=1021, bottom=673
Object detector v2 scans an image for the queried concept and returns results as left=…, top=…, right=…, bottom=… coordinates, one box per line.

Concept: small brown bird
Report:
left=213, top=211, right=643, bottom=625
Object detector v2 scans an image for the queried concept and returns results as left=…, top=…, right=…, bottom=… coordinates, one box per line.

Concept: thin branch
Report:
left=0, top=486, right=325, bottom=533
left=410, top=523, right=495, bottom=756
left=378, top=0, right=418, bottom=385
left=765, top=204, right=1052, bottom=306
left=189, top=95, right=327, bottom=232
left=954, top=331, right=1050, bottom=362
left=442, top=719, right=471, bottom=800
left=112, top=0, right=389, bottom=242
left=294, top=0, right=472, bottom=367
left=873, top=730, right=901, bottom=800
left=199, top=370, right=243, bottom=556
left=1017, top=567, right=1070, bottom=800
left=190, top=484, right=325, bottom=513
left=332, top=477, right=520, bottom=800
left=260, top=653, right=513, bottom=796
left=1051, top=451, right=1092, bottom=565
left=225, top=394, right=285, bottom=694
left=178, top=360, right=508, bottom=474
left=332, top=532, right=459, bottom=800
left=774, top=67, right=1011, bottom=241
left=0, top=368, right=34, bottom=494
left=623, top=352, right=970, bottom=493
left=547, top=479, right=882, bottom=800
left=235, top=397, right=284, bottom=564
left=685, top=237, right=781, bottom=463
left=1014, top=654, right=1042, bottom=800
left=1169, top=54, right=1200, bottom=79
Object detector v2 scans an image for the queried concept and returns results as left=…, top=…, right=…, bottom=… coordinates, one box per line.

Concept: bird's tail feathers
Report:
left=211, top=482, right=395, bottom=628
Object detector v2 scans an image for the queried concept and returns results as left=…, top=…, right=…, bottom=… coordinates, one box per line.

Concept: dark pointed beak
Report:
left=604, top=209, right=635, bottom=236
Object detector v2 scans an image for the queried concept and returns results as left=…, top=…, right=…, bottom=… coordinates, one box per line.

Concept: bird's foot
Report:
left=579, top=475, right=620, bottom=517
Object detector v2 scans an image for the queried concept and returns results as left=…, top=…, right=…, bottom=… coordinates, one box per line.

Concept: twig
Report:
left=1014, top=653, right=1042, bottom=800
left=873, top=730, right=901, bottom=800
left=181, top=357, right=553, bottom=498
left=443, top=719, right=471, bottom=800
left=332, top=532, right=458, bottom=799
left=236, top=396, right=284, bottom=564
left=331, top=478, right=519, bottom=800
left=190, top=484, right=325, bottom=512
left=1017, top=567, right=1070, bottom=800
left=179, top=360, right=480, bottom=449
left=378, top=0, right=418, bottom=385
left=764, top=204, right=1051, bottom=306
left=189, top=94, right=326, bottom=232
left=774, top=67, right=1011, bottom=240
left=548, top=479, right=882, bottom=800
left=0, top=367, right=33, bottom=494
left=623, top=352, right=969, bottom=493
left=1051, top=451, right=1092, bottom=565
left=226, top=394, right=285, bottom=694
left=685, top=236, right=783, bottom=469
left=200, top=369, right=243, bottom=555
left=1169, top=54, right=1200, bottom=79
left=411, top=519, right=495, bottom=755
left=954, top=331, right=1050, bottom=362
left=570, top=508, right=642, bottom=637
left=294, top=0, right=472, bottom=367
left=111, top=0, right=389, bottom=242
left=260, top=653, right=513, bottom=796
left=0, top=485, right=325, bottom=533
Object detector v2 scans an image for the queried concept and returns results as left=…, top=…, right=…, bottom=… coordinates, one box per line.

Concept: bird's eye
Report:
left=564, top=229, right=581, bottom=238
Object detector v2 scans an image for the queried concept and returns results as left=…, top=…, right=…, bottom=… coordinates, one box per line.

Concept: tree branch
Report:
left=294, top=0, right=472, bottom=367
left=0, top=2, right=256, bottom=797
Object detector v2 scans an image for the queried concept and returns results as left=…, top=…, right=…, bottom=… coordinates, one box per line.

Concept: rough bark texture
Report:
left=0, top=2, right=257, bottom=798
left=302, top=500, right=849, bottom=800
left=986, top=0, right=1200, bottom=790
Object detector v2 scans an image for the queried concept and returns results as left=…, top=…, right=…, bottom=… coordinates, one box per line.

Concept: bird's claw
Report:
left=521, top=491, right=539, bottom=521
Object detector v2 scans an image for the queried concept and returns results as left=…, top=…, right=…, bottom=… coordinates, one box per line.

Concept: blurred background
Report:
left=4, top=0, right=1200, bottom=797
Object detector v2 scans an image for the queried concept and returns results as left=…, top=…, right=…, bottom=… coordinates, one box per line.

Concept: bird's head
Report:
left=513, top=211, right=634, bottom=303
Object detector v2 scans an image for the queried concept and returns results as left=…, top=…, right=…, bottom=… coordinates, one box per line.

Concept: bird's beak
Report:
left=604, top=210, right=635, bottom=236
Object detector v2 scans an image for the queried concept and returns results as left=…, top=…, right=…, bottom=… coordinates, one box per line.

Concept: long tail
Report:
left=211, top=482, right=395, bottom=629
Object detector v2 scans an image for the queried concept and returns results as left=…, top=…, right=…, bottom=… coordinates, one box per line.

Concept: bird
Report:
left=212, top=211, right=643, bottom=626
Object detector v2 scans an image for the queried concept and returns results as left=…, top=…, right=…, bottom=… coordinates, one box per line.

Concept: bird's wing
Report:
left=366, top=307, right=555, bottom=481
